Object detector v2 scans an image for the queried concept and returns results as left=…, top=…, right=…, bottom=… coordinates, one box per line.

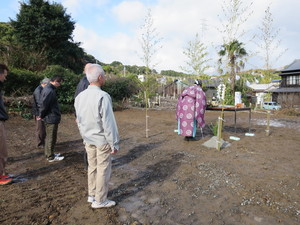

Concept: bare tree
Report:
left=139, top=8, right=162, bottom=138
left=218, top=0, right=253, bottom=43
left=256, top=5, right=287, bottom=70
left=181, top=33, right=210, bottom=79
left=140, top=9, right=162, bottom=75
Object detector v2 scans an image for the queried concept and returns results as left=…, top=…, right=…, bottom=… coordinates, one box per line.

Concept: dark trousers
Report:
left=35, top=118, right=46, bottom=147
left=0, top=121, right=8, bottom=175
left=45, top=123, right=58, bottom=159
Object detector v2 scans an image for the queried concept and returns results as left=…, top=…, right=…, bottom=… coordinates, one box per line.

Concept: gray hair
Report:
left=41, top=78, right=50, bottom=84
left=86, top=64, right=105, bottom=83
left=83, top=63, right=92, bottom=74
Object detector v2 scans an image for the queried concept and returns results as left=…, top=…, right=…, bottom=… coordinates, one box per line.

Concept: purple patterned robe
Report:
left=176, top=85, right=206, bottom=137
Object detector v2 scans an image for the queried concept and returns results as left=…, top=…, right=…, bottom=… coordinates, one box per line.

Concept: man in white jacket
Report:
left=74, top=64, right=120, bottom=209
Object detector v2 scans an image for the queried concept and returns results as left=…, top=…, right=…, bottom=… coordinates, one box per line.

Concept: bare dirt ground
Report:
left=1, top=107, right=299, bottom=225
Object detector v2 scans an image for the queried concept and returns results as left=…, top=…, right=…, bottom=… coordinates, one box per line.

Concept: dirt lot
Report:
left=1, top=107, right=299, bottom=225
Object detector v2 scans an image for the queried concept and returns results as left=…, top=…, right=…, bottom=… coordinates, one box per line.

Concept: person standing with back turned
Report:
left=32, top=78, right=50, bottom=148
left=74, top=64, right=120, bottom=208
left=176, top=79, right=206, bottom=141
left=74, top=63, right=91, bottom=169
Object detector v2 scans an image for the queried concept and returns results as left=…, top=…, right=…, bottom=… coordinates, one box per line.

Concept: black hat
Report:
left=194, top=79, right=202, bottom=86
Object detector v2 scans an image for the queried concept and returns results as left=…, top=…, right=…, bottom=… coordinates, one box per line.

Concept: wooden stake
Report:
left=266, top=110, right=270, bottom=136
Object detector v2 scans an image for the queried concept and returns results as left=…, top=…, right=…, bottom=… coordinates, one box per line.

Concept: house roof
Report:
left=271, top=79, right=281, bottom=83
left=271, top=87, right=300, bottom=93
left=280, top=59, right=300, bottom=73
left=247, top=83, right=274, bottom=92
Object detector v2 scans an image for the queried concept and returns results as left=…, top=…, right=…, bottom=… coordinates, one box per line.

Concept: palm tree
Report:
left=218, top=39, right=247, bottom=95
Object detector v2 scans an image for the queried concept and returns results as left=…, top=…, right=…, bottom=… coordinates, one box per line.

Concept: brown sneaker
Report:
left=0, top=178, right=13, bottom=185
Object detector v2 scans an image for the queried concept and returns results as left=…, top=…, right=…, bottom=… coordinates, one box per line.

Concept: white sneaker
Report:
left=54, top=153, right=61, bottom=157
left=48, top=155, right=64, bottom=162
left=91, top=200, right=116, bottom=208
left=87, top=196, right=95, bottom=203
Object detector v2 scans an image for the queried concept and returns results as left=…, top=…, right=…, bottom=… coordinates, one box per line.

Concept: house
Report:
left=202, top=79, right=222, bottom=100
left=247, top=83, right=278, bottom=107
left=162, top=78, right=222, bottom=100
left=271, top=59, right=300, bottom=108
left=162, top=79, right=189, bottom=98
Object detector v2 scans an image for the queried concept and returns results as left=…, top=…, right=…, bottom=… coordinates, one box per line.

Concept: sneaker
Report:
left=87, top=196, right=95, bottom=203
left=0, top=178, right=13, bottom=185
left=48, top=155, right=64, bottom=162
left=54, top=153, right=61, bottom=157
left=91, top=200, right=116, bottom=208
left=0, top=174, right=10, bottom=179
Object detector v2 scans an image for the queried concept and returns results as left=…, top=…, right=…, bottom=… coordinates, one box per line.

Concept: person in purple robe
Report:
left=176, top=79, right=206, bottom=141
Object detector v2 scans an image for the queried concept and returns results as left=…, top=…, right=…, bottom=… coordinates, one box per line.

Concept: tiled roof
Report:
left=247, top=83, right=274, bottom=91
left=271, top=87, right=300, bottom=93
left=281, top=59, right=300, bottom=72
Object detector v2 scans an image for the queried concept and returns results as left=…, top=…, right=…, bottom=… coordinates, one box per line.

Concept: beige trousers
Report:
left=0, top=121, right=8, bottom=175
left=85, top=143, right=112, bottom=203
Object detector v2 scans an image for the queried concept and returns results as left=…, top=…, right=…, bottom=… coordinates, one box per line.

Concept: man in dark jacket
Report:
left=74, top=63, right=91, bottom=169
left=74, top=63, right=91, bottom=98
left=39, top=76, right=64, bottom=162
left=33, top=78, right=50, bottom=148
left=0, top=64, right=13, bottom=185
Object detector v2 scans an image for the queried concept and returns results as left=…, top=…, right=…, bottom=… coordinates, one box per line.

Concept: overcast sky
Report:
left=1, top=0, right=299, bottom=74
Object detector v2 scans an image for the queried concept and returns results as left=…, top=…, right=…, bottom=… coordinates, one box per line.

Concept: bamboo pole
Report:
left=217, top=108, right=224, bottom=151
left=145, top=91, right=149, bottom=138
left=216, top=84, right=226, bottom=151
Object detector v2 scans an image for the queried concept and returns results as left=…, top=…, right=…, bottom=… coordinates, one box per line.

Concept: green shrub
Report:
left=102, top=76, right=140, bottom=102
left=7, top=99, right=33, bottom=120
left=208, top=120, right=218, bottom=136
left=4, top=68, right=42, bottom=96
left=60, top=104, right=75, bottom=114
left=3, top=65, right=140, bottom=115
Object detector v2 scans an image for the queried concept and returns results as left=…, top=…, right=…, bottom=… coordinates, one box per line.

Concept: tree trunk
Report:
left=230, top=64, right=235, bottom=95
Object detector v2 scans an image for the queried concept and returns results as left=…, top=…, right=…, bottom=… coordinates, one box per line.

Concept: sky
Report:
left=1, top=0, right=299, bottom=74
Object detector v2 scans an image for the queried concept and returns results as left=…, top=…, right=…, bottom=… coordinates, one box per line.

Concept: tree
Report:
left=218, top=0, right=253, bottom=43
left=181, top=33, right=210, bottom=79
left=10, top=0, right=84, bottom=72
left=218, top=39, right=247, bottom=95
left=0, top=22, right=17, bottom=65
left=256, top=5, right=287, bottom=70
left=0, top=22, right=47, bottom=70
left=139, top=9, right=162, bottom=75
left=139, top=8, right=162, bottom=138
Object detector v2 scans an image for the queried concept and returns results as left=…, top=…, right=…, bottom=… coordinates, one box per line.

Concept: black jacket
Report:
left=0, top=82, right=8, bottom=121
left=32, top=85, right=43, bottom=116
left=74, top=76, right=89, bottom=98
left=39, top=83, right=61, bottom=124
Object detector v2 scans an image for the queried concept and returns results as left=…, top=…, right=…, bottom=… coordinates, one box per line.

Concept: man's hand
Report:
left=36, top=116, right=42, bottom=121
left=111, top=148, right=118, bottom=155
